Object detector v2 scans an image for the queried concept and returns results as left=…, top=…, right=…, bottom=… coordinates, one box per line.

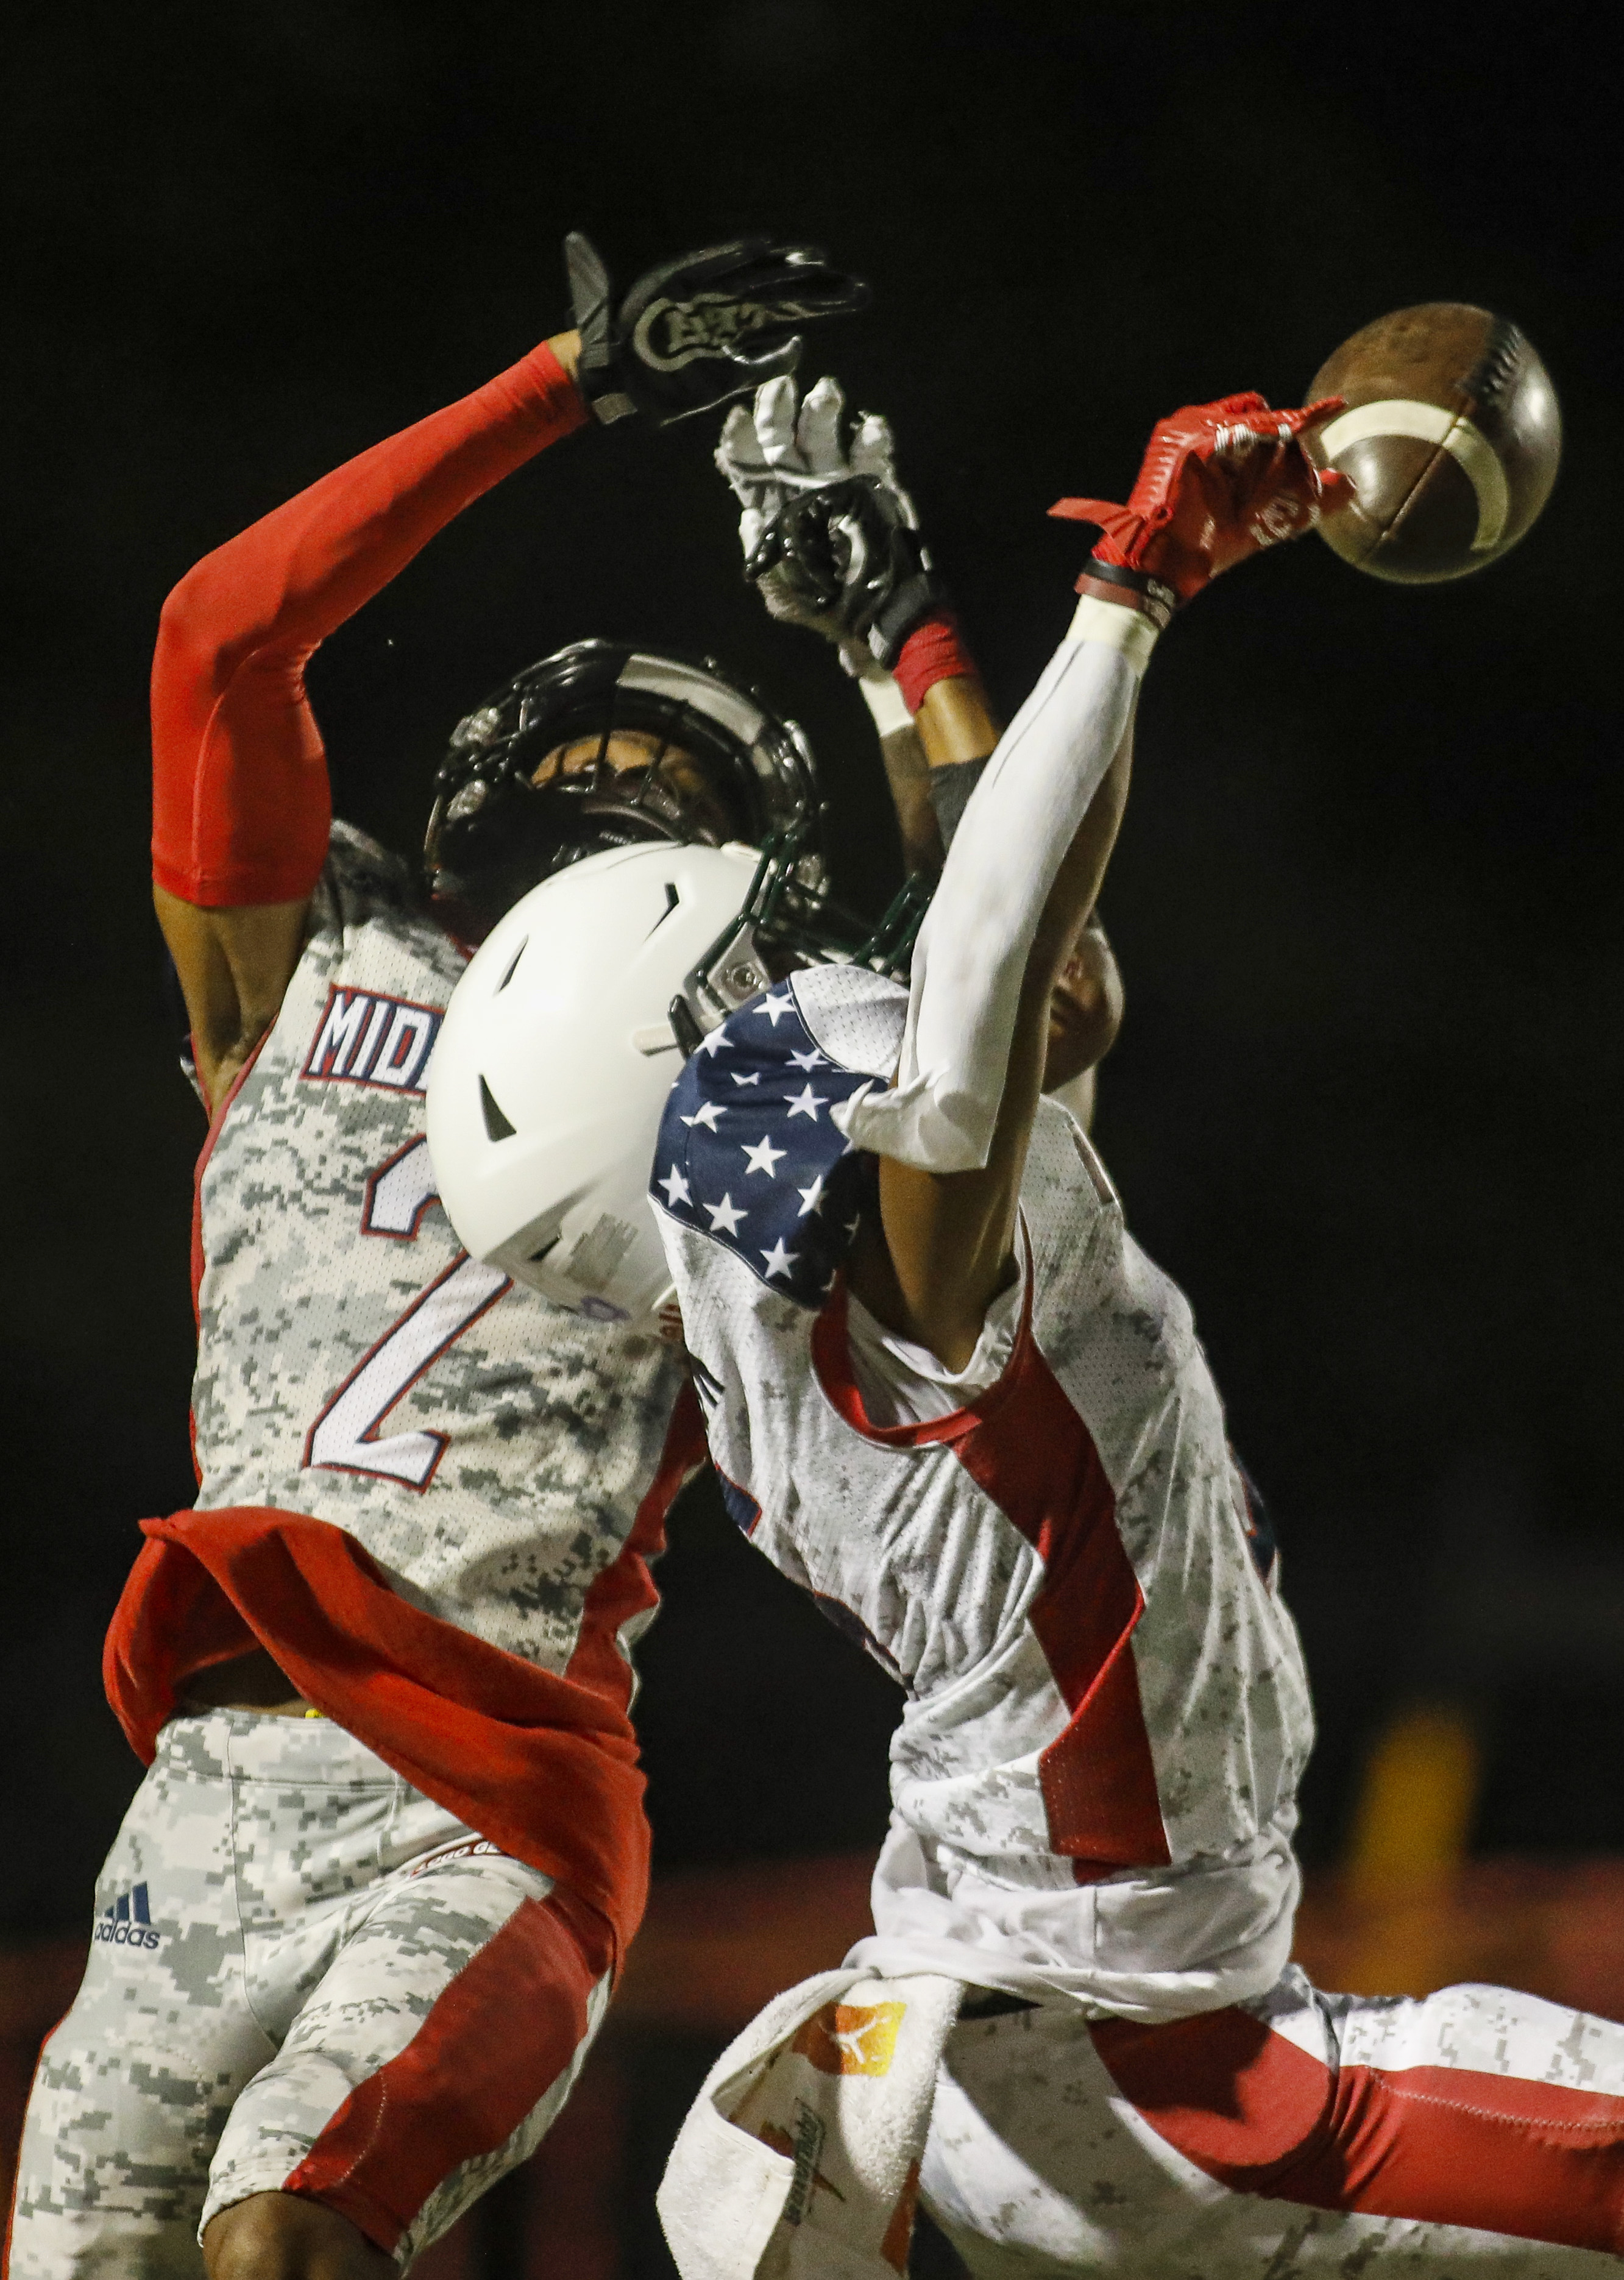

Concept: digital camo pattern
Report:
left=654, top=965, right=1314, bottom=2004
left=10, top=1710, right=609, bottom=2276
left=922, top=1971, right=1624, bottom=2275
left=190, top=823, right=684, bottom=1669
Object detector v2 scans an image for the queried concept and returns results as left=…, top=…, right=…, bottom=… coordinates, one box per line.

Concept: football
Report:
left=1305, top=304, right=1561, bottom=583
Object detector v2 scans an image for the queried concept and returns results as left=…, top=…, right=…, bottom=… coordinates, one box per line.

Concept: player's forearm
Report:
left=861, top=734, right=1132, bottom=1365
left=157, top=332, right=586, bottom=694
left=854, top=660, right=998, bottom=874
left=151, top=332, right=587, bottom=909
left=839, top=604, right=1149, bottom=1179
left=913, top=673, right=999, bottom=770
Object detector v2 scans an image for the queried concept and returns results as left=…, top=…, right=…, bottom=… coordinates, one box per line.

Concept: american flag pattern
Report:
left=652, top=981, right=883, bottom=1311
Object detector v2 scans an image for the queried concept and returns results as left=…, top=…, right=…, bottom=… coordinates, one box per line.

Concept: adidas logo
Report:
left=95, top=1883, right=161, bottom=1950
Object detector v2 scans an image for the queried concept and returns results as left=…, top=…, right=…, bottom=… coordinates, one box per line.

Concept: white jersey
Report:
left=190, top=823, right=686, bottom=1671
left=651, top=964, right=1315, bottom=2012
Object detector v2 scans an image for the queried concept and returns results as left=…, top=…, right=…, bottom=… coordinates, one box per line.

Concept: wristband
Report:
left=1079, top=555, right=1177, bottom=630
left=1067, top=594, right=1161, bottom=677
left=866, top=566, right=951, bottom=670
left=856, top=670, right=913, bottom=738
left=893, top=614, right=979, bottom=716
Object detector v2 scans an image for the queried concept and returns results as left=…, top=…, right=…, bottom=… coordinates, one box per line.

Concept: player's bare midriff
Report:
left=177, top=1646, right=313, bottom=1717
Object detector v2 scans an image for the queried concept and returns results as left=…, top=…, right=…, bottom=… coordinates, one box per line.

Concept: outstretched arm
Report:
left=158, top=236, right=870, bottom=1113
left=715, top=374, right=1002, bottom=876
left=845, top=391, right=1348, bottom=1366
left=152, top=332, right=589, bottom=1109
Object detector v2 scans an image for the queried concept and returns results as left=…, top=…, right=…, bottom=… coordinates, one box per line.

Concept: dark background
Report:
left=4, top=0, right=1621, bottom=1944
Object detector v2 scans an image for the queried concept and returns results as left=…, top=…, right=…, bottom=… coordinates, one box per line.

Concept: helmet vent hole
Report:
left=495, top=940, right=527, bottom=993
left=646, top=883, right=681, bottom=937
left=479, top=1077, right=517, bottom=1142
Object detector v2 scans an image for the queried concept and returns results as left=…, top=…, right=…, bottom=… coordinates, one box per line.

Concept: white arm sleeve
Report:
left=833, top=599, right=1155, bottom=1171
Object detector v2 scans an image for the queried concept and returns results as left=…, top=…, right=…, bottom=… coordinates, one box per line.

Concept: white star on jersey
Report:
left=730, top=1071, right=762, bottom=1088
left=682, top=1101, right=725, bottom=1132
left=789, top=1046, right=828, bottom=1071
left=658, top=1166, right=692, bottom=1208
left=761, top=1237, right=800, bottom=1279
left=698, top=1027, right=732, bottom=1056
left=785, top=1084, right=829, bottom=1122
left=797, top=1174, right=826, bottom=1218
left=756, top=992, right=795, bottom=1026
left=742, top=1136, right=787, bottom=1179
left=704, top=1194, right=746, bottom=1236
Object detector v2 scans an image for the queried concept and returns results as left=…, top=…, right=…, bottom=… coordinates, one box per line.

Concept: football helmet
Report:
left=426, top=835, right=927, bottom=1325
left=423, top=639, right=824, bottom=936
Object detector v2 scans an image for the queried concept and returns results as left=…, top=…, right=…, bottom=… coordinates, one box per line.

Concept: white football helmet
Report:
left=426, top=839, right=764, bottom=1324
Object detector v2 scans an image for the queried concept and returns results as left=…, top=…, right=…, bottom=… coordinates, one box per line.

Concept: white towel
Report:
left=657, top=1969, right=963, bottom=2280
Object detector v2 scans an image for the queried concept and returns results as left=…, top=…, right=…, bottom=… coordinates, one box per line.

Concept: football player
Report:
left=7, top=235, right=876, bottom=2280
left=434, top=391, right=1624, bottom=2271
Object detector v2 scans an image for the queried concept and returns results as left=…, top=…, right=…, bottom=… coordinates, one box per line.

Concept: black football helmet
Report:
left=424, top=639, right=824, bottom=936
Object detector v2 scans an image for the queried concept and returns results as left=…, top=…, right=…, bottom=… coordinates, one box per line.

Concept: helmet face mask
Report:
left=668, top=819, right=930, bottom=1051
left=424, top=640, right=825, bottom=937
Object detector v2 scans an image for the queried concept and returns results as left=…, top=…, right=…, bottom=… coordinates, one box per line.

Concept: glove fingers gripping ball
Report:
left=1052, top=393, right=1352, bottom=609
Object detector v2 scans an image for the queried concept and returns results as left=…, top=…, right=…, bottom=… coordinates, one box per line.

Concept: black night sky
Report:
left=4, top=0, right=1621, bottom=1940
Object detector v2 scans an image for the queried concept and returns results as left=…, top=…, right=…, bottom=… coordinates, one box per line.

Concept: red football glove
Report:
left=1051, top=392, right=1351, bottom=606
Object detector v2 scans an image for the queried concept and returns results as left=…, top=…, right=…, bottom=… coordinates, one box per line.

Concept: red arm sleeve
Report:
left=151, top=340, right=589, bottom=907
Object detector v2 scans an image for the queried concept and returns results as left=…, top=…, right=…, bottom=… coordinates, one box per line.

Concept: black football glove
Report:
left=564, top=232, right=870, bottom=427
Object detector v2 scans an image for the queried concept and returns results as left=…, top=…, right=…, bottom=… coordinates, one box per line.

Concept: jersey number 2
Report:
left=303, top=1138, right=511, bottom=1491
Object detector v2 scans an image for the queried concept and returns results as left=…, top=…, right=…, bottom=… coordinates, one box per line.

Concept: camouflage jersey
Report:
left=185, top=822, right=687, bottom=1671
left=651, top=966, right=1316, bottom=2014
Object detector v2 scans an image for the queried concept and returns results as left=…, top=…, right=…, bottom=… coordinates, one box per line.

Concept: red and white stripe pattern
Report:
left=925, top=1968, right=1624, bottom=2265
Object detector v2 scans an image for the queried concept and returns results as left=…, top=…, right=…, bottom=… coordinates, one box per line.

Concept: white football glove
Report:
left=715, top=375, right=929, bottom=659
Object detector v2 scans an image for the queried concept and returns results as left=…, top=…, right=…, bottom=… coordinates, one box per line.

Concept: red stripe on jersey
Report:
left=813, top=1273, right=1169, bottom=1876
left=1093, top=2007, right=1624, bottom=2248
left=286, top=1884, right=611, bottom=2254
left=565, top=1380, right=707, bottom=1717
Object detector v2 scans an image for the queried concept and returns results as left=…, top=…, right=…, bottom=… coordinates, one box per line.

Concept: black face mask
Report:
left=423, top=751, right=740, bottom=939
left=422, top=640, right=827, bottom=934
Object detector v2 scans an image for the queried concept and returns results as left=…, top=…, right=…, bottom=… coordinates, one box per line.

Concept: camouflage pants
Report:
left=9, top=1709, right=611, bottom=2276
left=923, top=1967, right=1624, bottom=2275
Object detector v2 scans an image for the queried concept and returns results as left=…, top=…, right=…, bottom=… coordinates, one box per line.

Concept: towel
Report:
left=657, top=1969, right=963, bottom=2280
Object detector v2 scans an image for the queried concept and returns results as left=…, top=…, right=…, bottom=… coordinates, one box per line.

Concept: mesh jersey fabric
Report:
left=650, top=962, right=1314, bottom=2017
left=845, top=1270, right=1023, bottom=1426
left=107, top=828, right=702, bottom=1951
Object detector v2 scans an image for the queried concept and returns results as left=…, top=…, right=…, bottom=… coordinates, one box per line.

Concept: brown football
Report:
left=1305, top=304, right=1561, bottom=583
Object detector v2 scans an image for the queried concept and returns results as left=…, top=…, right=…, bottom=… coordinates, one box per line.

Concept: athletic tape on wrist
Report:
left=894, top=615, right=979, bottom=714
left=1067, top=595, right=1160, bottom=677
left=857, top=672, right=913, bottom=738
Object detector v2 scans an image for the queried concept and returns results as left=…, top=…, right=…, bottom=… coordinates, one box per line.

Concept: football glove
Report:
left=1051, top=392, right=1350, bottom=606
left=566, top=233, right=870, bottom=428
left=715, top=374, right=948, bottom=664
